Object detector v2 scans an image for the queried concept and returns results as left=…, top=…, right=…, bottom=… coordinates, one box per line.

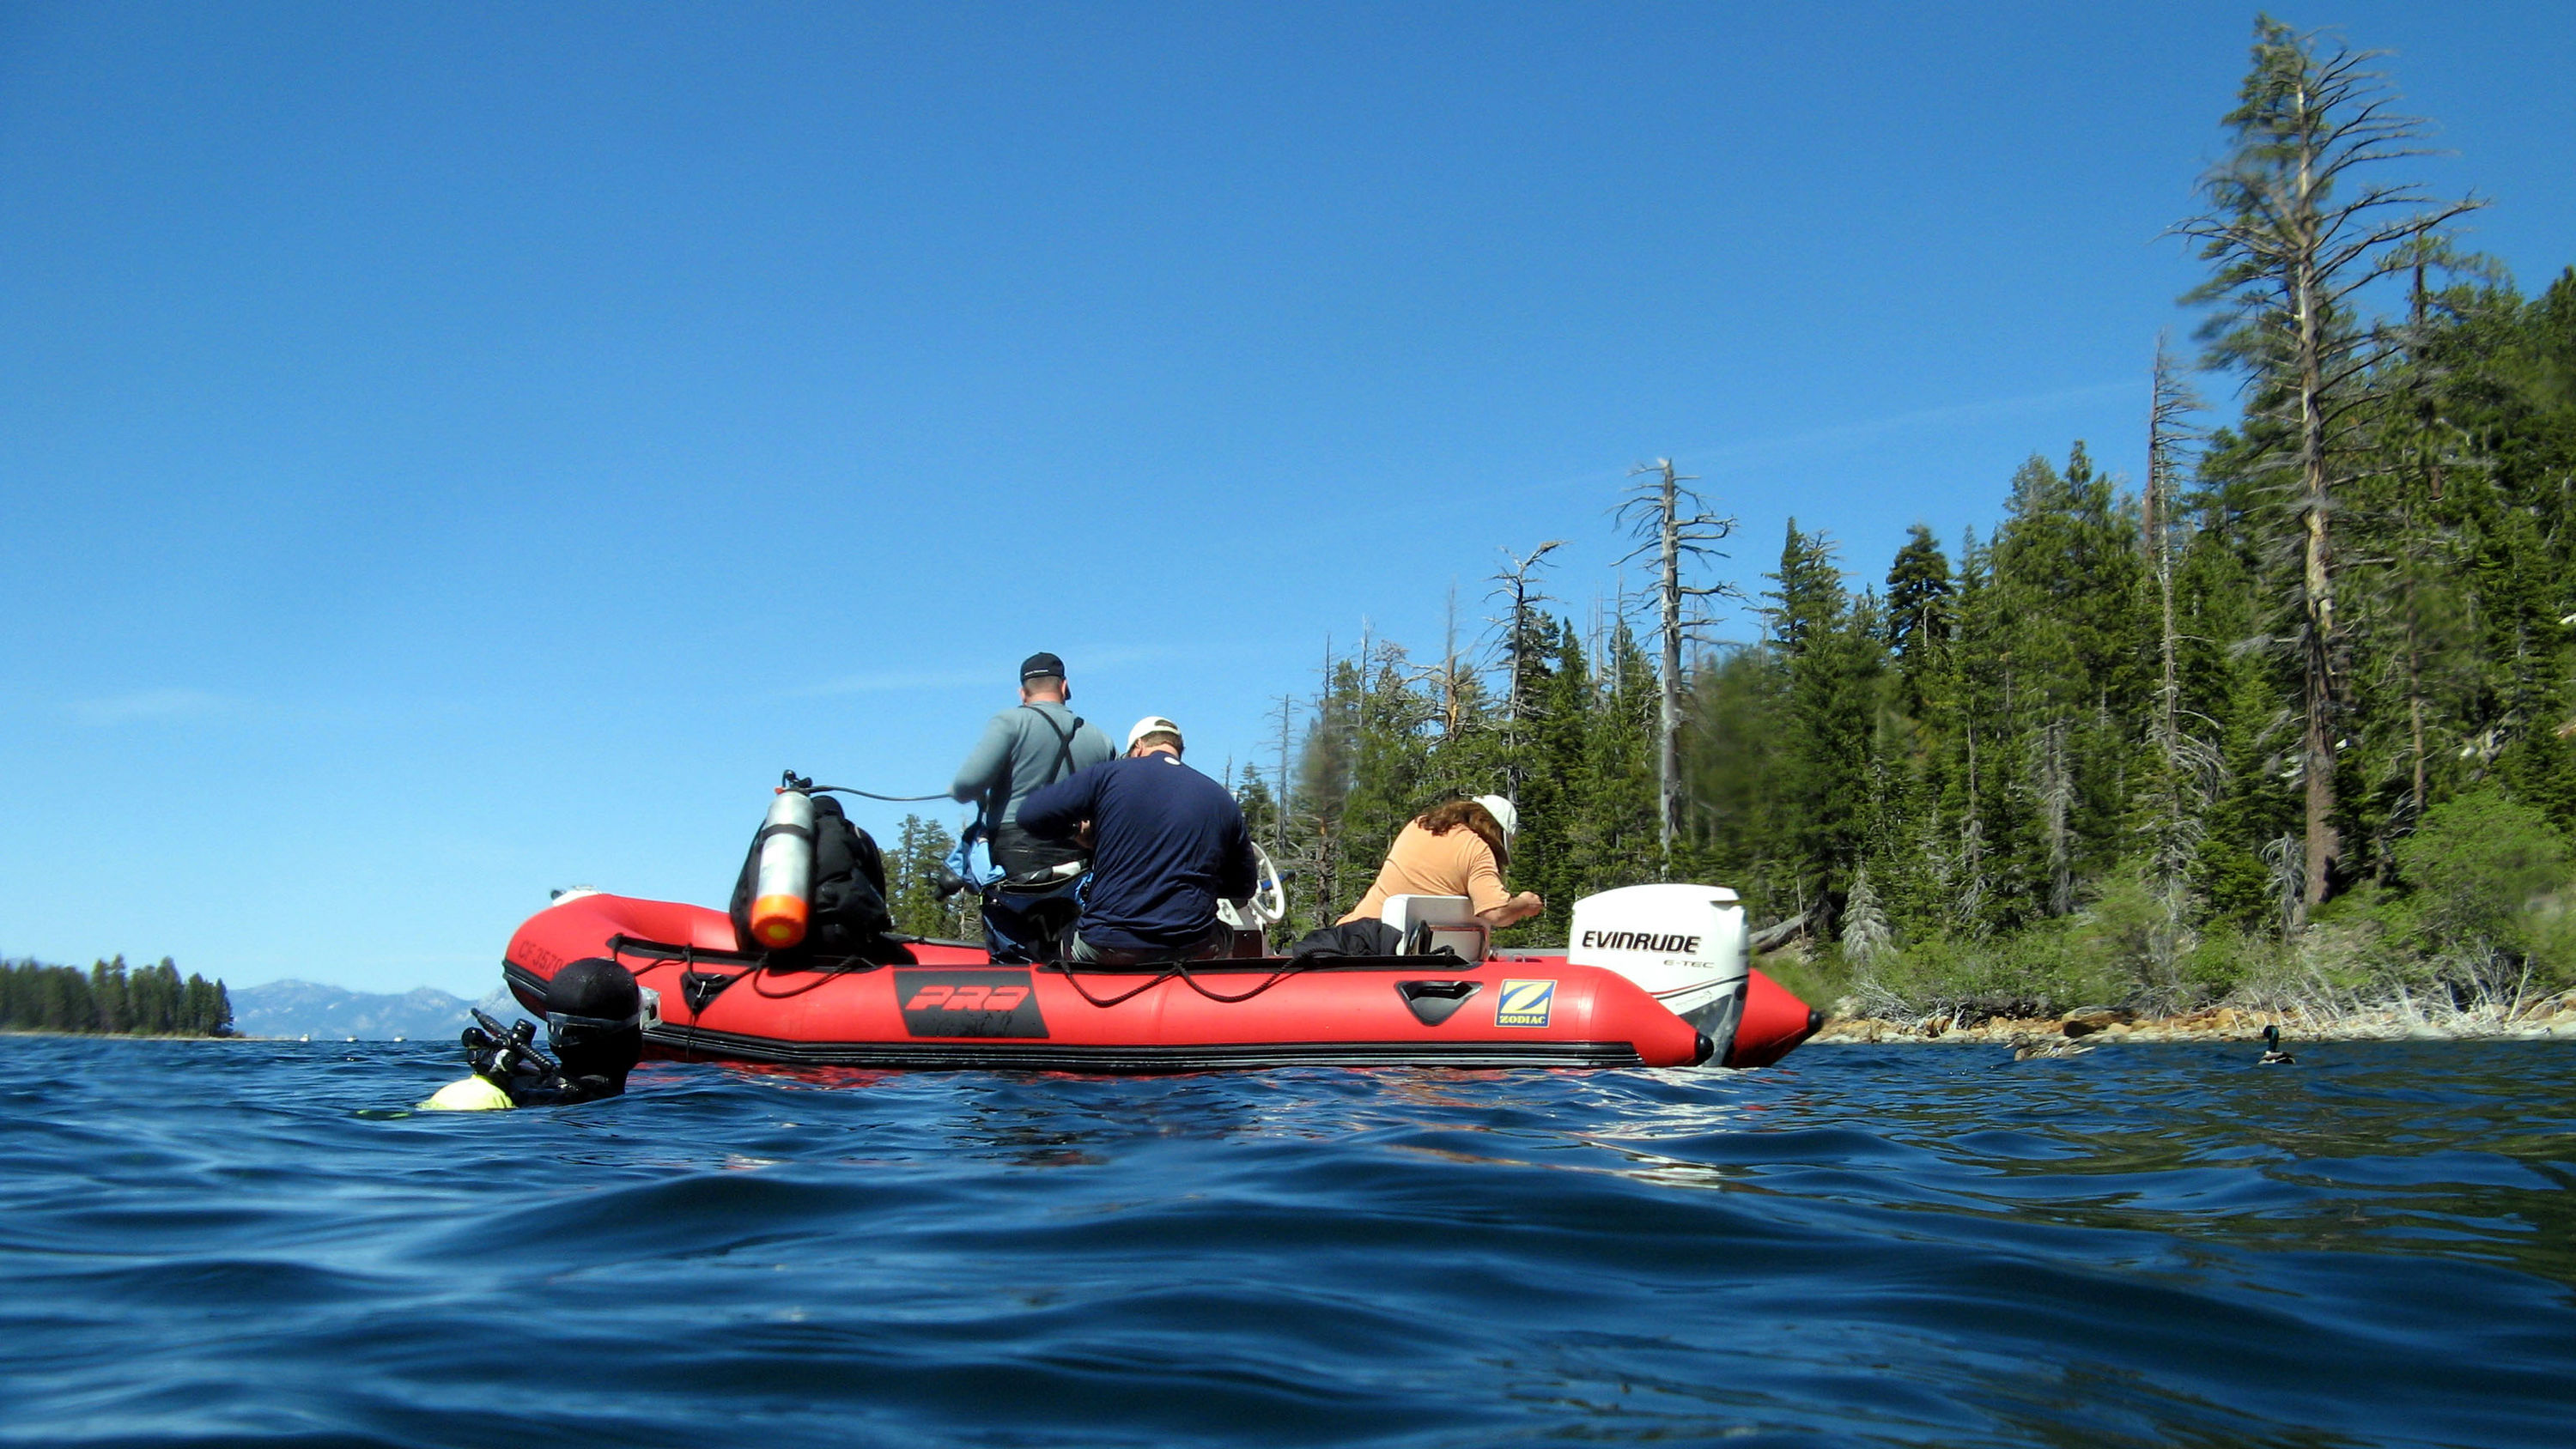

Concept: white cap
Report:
left=1473, top=794, right=1519, bottom=840
left=1127, top=715, right=1184, bottom=750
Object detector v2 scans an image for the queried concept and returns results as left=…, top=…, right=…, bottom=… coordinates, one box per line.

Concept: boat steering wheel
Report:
left=1219, top=840, right=1290, bottom=931
left=1245, top=840, right=1287, bottom=925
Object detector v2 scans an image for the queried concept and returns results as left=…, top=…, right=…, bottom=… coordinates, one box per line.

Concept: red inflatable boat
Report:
left=503, top=888, right=1821, bottom=1073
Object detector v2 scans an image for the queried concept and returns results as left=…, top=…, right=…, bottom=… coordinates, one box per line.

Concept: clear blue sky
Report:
left=5, top=3, right=2571, bottom=996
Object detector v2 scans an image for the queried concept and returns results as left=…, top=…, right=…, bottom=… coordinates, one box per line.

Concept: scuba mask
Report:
left=544, top=1005, right=642, bottom=1052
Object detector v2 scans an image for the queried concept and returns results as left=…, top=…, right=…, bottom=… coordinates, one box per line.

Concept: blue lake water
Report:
left=1, top=1036, right=2570, bottom=1448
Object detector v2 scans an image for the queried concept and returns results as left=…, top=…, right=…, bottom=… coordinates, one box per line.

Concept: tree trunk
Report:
left=2408, top=630, right=2427, bottom=818
left=2296, top=243, right=2337, bottom=925
left=1656, top=462, right=1683, bottom=869
left=2148, top=342, right=2194, bottom=982
left=1272, top=694, right=1296, bottom=864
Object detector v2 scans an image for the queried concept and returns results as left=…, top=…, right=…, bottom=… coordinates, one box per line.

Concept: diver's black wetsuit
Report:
left=489, top=1064, right=628, bottom=1107
left=467, top=956, right=645, bottom=1107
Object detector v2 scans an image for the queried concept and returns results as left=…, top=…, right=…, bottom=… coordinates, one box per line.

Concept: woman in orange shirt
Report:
left=1338, top=794, right=1545, bottom=929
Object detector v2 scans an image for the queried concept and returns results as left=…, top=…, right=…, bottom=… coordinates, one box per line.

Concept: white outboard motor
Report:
left=1567, top=884, right=1750, bottom=1050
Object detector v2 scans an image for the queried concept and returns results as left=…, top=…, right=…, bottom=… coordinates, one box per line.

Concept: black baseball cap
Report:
left=1020, top=652, right=1066, bottom=682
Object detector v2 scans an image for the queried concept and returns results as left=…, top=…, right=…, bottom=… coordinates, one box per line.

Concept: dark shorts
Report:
left=1066, top=927, right=1222, bottom=966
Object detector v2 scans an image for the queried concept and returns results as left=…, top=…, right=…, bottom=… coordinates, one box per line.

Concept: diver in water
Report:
left=420, top=957, right=644, bottom=1111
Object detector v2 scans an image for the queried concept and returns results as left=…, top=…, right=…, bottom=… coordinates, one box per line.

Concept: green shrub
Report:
left=2072, top=864, right=2161, bottom=985
left=1757, top=948, right=1852, bottom=1017
left=2393, top=788, right=2576, bottom=1002
left=2397, top=790, right=2570, bottom=941
left=2180, top=925, right=2274, bottom=1000
left=1850, top=924, right=2129, bottom=1022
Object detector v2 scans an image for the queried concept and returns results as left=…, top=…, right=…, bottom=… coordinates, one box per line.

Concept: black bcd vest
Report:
left=729, top=794, right=914, bottom=967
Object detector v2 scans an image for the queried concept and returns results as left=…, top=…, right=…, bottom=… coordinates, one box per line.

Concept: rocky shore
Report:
left=1812, top=991, right=2576, bottom=1046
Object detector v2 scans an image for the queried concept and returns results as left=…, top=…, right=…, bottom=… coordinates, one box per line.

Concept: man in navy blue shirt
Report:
left=1016, top=715, right=1258, bottom=963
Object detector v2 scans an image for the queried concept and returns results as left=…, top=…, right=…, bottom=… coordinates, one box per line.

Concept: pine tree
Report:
left=0, top=956, right=228, bottom=1034
left=2177, top=16, right=2486, bottom=921
left=1764, top=522, right=1875, bottom=924
left=1508, top=620, right=1593, bottom=941
left=1292, top=652, right=1362, bottom=924
left=1233, top=768, right=1283, bottom=865
left=1488, top=543, right=1565, bottom=809
left=1568, top=620, right=1662, bottom=894
left=89, top=956, right=129, bottom=1034
left=1885, top=524, right=1954, bottom=716
left=1680, top=643, right=1794, bottom=925
left=885, top=814, right=975, bottom=940
left=1969, top=446, right=2151, bottom=922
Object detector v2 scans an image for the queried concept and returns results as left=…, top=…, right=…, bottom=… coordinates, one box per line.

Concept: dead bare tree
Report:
left=1267, top=694, right=1298, bottom=864
left=1434, top=582, right=1473, bottom=742
left=1615, top=459, right=1741, bottom=867
left=2148, top=335, right=2199, bottom=758
left=2143, top=336, right=2221, bottom=991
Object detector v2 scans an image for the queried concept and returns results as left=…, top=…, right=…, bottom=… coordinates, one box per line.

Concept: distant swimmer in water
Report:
left=2258, top=1023, right=2296, bottom=1065
left=419, top=958, right=644, bottom=1110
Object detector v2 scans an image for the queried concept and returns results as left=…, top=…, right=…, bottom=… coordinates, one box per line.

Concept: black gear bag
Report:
left=729, top=794, right=913, bottom=967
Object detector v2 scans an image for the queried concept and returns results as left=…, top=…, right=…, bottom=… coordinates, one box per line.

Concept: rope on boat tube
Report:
left=1061, top=967, right=1176, bottom=1009
left=1172, top=957, right=1303, bottom=1004
left=1060, top=957, right=1306, bottom=1009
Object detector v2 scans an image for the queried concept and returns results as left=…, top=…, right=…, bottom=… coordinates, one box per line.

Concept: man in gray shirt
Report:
left=950, top=652, right=1116, bottom=879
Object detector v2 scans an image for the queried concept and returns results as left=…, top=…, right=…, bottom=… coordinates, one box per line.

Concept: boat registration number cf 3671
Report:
left=894, top=969, right=1051, bottom=1039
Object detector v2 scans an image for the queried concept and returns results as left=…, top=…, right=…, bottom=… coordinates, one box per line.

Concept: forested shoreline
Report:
left=0, top=956, right=235, bottom=1038
left=879, top=20, right=2576, bottom=1028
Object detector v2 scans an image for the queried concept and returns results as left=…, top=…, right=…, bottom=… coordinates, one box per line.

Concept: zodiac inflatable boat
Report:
left=502, top=884, right=1821, bottom=1072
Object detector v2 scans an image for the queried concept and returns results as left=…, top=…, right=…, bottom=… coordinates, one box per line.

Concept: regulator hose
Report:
left=778, top=769, right=948, bottom=803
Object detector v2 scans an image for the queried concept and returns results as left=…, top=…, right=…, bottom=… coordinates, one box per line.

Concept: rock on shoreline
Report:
left=1813, top=992, right=2576, bottom=1045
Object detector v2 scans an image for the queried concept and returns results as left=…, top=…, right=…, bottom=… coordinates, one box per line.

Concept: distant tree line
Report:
left=0, top=955, right=234, bottom=1036
left=881, top=21, right=2576, bottom=1020
left=883, top=815, right=982, bottom=942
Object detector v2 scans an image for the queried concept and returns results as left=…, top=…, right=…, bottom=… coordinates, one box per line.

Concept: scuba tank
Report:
left=747, top=785, right=817, bottom=949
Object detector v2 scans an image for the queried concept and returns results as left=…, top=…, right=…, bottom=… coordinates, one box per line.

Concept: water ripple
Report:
left=0, top=1035, right=2569, bottom=1446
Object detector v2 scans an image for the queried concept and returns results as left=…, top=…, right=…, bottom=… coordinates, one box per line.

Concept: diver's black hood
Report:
left=549, top=957, right=641, bottom=1020
left=546, top=957, right=643, bottom=1085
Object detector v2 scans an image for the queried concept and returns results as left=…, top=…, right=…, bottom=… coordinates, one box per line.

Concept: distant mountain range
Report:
left=228, top=979, right=532, bottom=1041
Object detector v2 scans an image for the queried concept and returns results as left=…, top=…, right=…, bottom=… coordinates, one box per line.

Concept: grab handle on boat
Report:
left=1395, top=979, right=1482, bottom=1028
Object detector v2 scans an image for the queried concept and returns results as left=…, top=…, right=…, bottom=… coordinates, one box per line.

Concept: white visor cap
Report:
left=1127, top=715, right=1184, bottom=750
left=1473, top=794, right=1519, bottom=841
